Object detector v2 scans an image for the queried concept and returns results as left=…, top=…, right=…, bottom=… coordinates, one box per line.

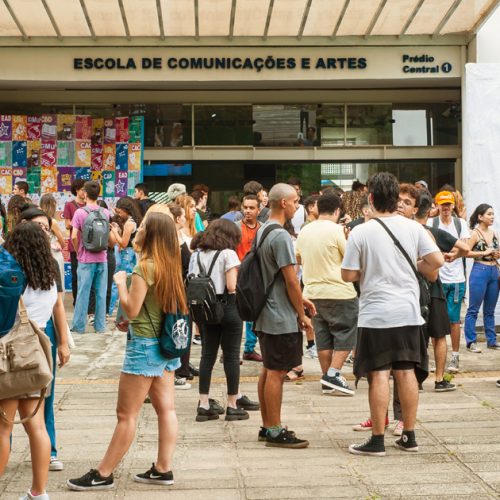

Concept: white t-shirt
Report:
left=189, top=249, right=240, bottom=294
left=291, top=204, right=306, bottom=235
left=23, top=284, right=58, bottom=329
left=428, top=217, right=470, bottom=283
left=342, top=215, right=439, bottom=328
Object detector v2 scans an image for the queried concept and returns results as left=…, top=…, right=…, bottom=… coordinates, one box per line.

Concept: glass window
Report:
left=316, top=105, right=345, bottom=146
left=194, top=106, right=252, bottom=146
left=346, top=105, right=393, bottom=145
left=430, top=103, right=460, bottom=146
left=392, top=109, right=428, bottom=146
left=141, top=104, right=191, bottom=148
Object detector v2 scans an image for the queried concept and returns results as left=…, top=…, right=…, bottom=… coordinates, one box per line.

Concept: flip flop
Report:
left=285, top=368, right=304, bottom=382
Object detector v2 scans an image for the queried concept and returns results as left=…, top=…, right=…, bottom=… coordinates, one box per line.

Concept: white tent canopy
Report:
left=0, top=0, right=497, bottom=41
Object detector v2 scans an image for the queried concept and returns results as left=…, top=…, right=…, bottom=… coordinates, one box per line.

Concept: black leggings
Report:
left=198, top=296, right=242, bottom=396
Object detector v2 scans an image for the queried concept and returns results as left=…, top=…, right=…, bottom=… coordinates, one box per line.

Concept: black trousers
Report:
left=199, top=295, right=242, bottom=396
left=70, top=251, right=78, bottom=306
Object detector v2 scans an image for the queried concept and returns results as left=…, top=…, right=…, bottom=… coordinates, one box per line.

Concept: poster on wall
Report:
left=12, top=141, right=27, bottom=167
left=0, top=167, right=12, bottom=194
left=104, top=119, right=116, bottom=143
left=102, top=170, right=115, bottom=197
left=41, top=114, right=57, bottom=141
left=0, top=115, right=12, bottom=141
left=12, top=167, right=27, bottom=186
left=57, top=141, right=74, bottom=166
left=115, top=117, right=129, bottom=142
left=41, top=167, right=58, bottom=192
left=12, top=115, right=27, bottom=141
left=27, top=116, right=42, bottom=140
left=57, top=115, right=75, bottom=141
left=27, top=140, right=41, bottom=168
left=41, top=141, right=57, bottom=167
left=116, top=143, right=128, bottom=170
left=76, top=116, right=92, bottom=140
left=0, top=142, right=11, bottom=167
left=75, top=140, right=91, bottom=167
left=115, top=171, right=128, bottom=197
left=57, top=167, right=74, bottom=192
left=103, top=144, right=116, bottom=170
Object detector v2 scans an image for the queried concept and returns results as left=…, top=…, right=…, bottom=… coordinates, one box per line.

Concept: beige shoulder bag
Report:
left=0, top=297, right=53, bottom=424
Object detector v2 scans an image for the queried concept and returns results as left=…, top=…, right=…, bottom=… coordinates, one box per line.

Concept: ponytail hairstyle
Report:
left=469, top=203, right=492, bottom=229
left=139, top=212, right=188, bottom=314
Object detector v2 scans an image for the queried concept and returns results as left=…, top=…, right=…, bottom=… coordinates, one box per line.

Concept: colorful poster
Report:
left=103, top=144, right=116, bottom=170
left=27, top=140, right=41, bottom=168
left=116, top=143, right=128, bottom=171
left=0, top=142, right=11, bottom=167
left=41, top=167, right=58, bottom=193
left=27, top=116, right=42, bottom=140
left=27, top=166, right=41, bottom=193
left=41, top=114, right=57, bottom=141
left=12, top=167, right=27, bottom=185
left=12, top=141, right=27, bottom=168
left=92, top=118, right=104, bottom=144
left=75, top=140, right=91, bottom=167
left=129, top=116, right=142, bottom=143
left=12, top=115, right=27, bottom=141
left=76, top=116, right=92, bottom=140
left=104, top=118, right=116, bottom=144
left=57, top=167, right=74, bottom=192
left=91, top=144, right=103, bottom=171
left=115, top=117, right=129, bottom=142
left=0, top=115, right=12, bottom=141
left=0, top=167, right=12, bottom=194
left=102, top=171, right=115, bottom=197
left=57, top=141, right=74, bottom=166
left=127, top=170, right=141, bottom=196
left=41, top=141, right=57, bottom=167
left=57, top=114, right=75, bottom=141
left=115, top=171, right=128, bottom=197
left=75, top=167, right=91, bottom=181
left=128, top=142, right=141, bottom=170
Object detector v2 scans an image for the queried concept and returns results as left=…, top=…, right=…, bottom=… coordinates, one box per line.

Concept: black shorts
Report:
left=354, top=325, right=428, bottom=384
left=256, top=331, right=303, bottom=371
left=427, top=297, right=451, bottom=339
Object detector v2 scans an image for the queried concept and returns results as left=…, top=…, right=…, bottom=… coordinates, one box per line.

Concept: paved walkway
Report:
left=1, top=322, right=500, bottom=499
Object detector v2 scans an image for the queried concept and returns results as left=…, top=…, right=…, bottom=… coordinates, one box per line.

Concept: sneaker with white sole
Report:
left=393, top=420, right=404, bottom=436
left=435, top=380, right=456, bottom=392
left=394, top=430, right=419, bottom=452
left=352, top=415, right=389, bottom=432
left=447, top=354, right=459, bottom=373
left=67, top=469, right=114, bottom=491
left=320, top=373, right=354, bottom=395
left=133, top=463, right=174, bottom=486
left=348, top=436, right=386, bottom=456
left=18, top=491, right=50, bottom=500
left=467, top=342, right=482, bottom=353
left=174, top=376, right=191, bottom=390
left=49, top=456, right=63, bottom=471
left=304, top=345, right=318, bottom=359
left=321, top=383, right=335, bottom=394
left=497, top=379, right=500, bottom=388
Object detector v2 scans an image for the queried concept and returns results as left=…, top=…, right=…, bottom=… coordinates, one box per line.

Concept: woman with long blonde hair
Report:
left=175, top=194, right=197, bottom=242
left=68, top=212, right=187, bottom=492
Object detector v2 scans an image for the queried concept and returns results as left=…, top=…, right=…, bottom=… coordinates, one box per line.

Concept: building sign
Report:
left=402, top=54, right=453, bottom=74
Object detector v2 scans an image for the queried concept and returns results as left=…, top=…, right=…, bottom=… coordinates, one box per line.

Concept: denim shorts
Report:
left=442, top=282, right=465, bottom=323
left=122, top=330, right=181, bottom=377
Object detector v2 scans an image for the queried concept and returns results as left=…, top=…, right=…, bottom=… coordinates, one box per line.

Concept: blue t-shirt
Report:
left=0, top=246, right=26, bottom=336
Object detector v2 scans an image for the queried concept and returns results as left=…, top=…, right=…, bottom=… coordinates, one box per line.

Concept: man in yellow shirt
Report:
left=296, top=193, right=358, bottom=396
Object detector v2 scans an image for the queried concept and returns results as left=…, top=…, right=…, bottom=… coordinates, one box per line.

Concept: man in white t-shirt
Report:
left=342, top=172, right=443, bottom=457
left=428, top=191, right=470, bottom=373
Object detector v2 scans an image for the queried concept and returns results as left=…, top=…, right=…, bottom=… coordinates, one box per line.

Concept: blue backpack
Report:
left=0, top=246, right=26, bottom=337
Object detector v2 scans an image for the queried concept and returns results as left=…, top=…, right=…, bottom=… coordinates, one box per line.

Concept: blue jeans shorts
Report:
left=122, top=329, right=181, bottom=377
left=442, top=282, right=466, bottom=324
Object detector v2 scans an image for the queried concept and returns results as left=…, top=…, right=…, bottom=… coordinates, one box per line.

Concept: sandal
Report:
left=285, top=368, right=304, bottom=382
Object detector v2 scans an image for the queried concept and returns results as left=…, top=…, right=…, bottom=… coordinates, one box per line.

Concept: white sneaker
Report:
left=19, top=491, right=50, bottom=500
left=447, top=355, right=459, bottom=373
left=467, top=342, right=482, bottom=353
left=174, top=376, right=192, bottom=390
left=49, top=456, right=64, bottom=471
left=393, top=420, right=404, bottom=436
left=304, top=345, right=318, bottom=359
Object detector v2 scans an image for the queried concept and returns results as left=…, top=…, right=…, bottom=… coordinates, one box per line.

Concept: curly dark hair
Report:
left=116, top=196, right=143, bottom=225
left=4, top=221, right=58, bottom=290
left=191, top=218, right=241, bottom=251
left=6, top=195, right=28, bottom=233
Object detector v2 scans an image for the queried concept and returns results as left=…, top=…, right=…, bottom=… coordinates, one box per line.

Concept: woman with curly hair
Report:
left=1, top=219, right=70, bottom=500
left=189, top=219, right=256, bottom=422
left=6, top=194, right=26, bottom=233
left=110, top=196, right=142, bottom=274
left=175, top=194, right=197, bottom=244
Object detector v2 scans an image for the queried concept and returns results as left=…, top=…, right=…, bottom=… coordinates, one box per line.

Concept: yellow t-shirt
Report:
left=296, top=219, right=356, bottom=300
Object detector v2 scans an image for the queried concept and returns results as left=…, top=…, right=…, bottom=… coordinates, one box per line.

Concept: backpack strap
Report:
left=255, top=223, right=281, bottom=250
left=196, top=250, right=222, bottom=278
left=207, top=250, right=222, bottom=277
left=432, top=217, right=439, bottom=229
left=452, top=216, right=461, bottom=237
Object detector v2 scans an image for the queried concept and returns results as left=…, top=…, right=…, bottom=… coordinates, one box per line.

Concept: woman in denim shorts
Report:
left=68, top=212, right=188, bottom=492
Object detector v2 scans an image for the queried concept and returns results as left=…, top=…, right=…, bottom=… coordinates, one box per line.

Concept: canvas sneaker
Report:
left=265, top=428, right=309, bottom=449
left=18, top=492, right=50, bottom=500
left=174, top=376, right=191, bottom=390
left=467, top=342, right=482, bottom=353
left=348, top=436, right=386, bottom=457
left=321, top=383, right=335, bottom=394
left=395, top=430, right=419, bottom=452
left=447, top=354, right=459, bottom=373
left=352, top=415, right=389, bottom=431
left=435, top=380, right=456, bottom=392
left=67, top=469, right=114, bottom=491
left=133, top=463, right=174, bottom=486
left=320, top=373, right=354, bottom=395
left=304, top=345, right=318, bottom=359
left=487, top=344, right=500, bottom=350
left=393, top=420, right=404, bottom=436
left=344, top=352, right=354, bottom=365
left=258, top=426, right=268, bottom=442
left=192, top=335, right=202, bottom=345
left=49, top=456, right=63, bottom=471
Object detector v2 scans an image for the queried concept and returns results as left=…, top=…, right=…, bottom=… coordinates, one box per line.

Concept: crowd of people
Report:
left=0, top=173, right=499, bottom=499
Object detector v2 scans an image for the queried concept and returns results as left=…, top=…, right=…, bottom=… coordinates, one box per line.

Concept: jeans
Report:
left=464, top=263, right=499, bottom=346
left=44, top=318, right=58, bottom=457
left=244, top=322, right=257, bottom=353
left=88, top=249, right=116, bottom=315
left=72, top=262, right=108, bottom=333
left=199, top=295, right=242, bottom=395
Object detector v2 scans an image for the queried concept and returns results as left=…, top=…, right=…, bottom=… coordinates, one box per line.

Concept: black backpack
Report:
left=186, top=250, right=224, bottom=325
left=236, top=223, right=281, bottom=322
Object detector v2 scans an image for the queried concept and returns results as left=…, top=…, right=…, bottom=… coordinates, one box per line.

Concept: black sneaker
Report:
left=435, top=380, right=456, bottom=392
left=209, top=398, right=225, bottom=415
left=258, top=426, right=268, bottom=442
left=418, top=382, right=424, bottom=393
left=225, top=407, right=249, bottom=421
left=497, top=379, right=500, bottom=388
left=134, top=463, right=174, bottom=485
left=196, top=405, right=219, bottom=422
left=67, top=469, right=114, bottom=491
left=395, top=430, right=419, bottom=452
left=348, top=436, right=386, bottom=456
left=320, top=373, right=354, bottom=395
left=321, top=383, right=335, bottom=395
left=265, top=428, right=309, bottom=448
left=236, top=394, right=260, bottom=411
left=189, top=363, right=200, bottom=377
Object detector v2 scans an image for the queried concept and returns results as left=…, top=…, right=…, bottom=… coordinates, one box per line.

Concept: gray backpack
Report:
left=81, top=207, right=109, bottom=252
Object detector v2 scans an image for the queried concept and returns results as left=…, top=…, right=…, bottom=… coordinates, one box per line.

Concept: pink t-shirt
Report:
left=63, top=199, right=85, bottom=253
left=71, top=205, right=110, bottom=264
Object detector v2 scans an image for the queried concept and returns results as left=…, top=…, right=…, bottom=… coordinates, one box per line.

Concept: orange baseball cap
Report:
left=435, top=191, right=455, bottom=205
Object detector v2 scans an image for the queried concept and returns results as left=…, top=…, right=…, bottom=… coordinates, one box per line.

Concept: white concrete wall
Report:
left=477, top=8, right=500, bottom=63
